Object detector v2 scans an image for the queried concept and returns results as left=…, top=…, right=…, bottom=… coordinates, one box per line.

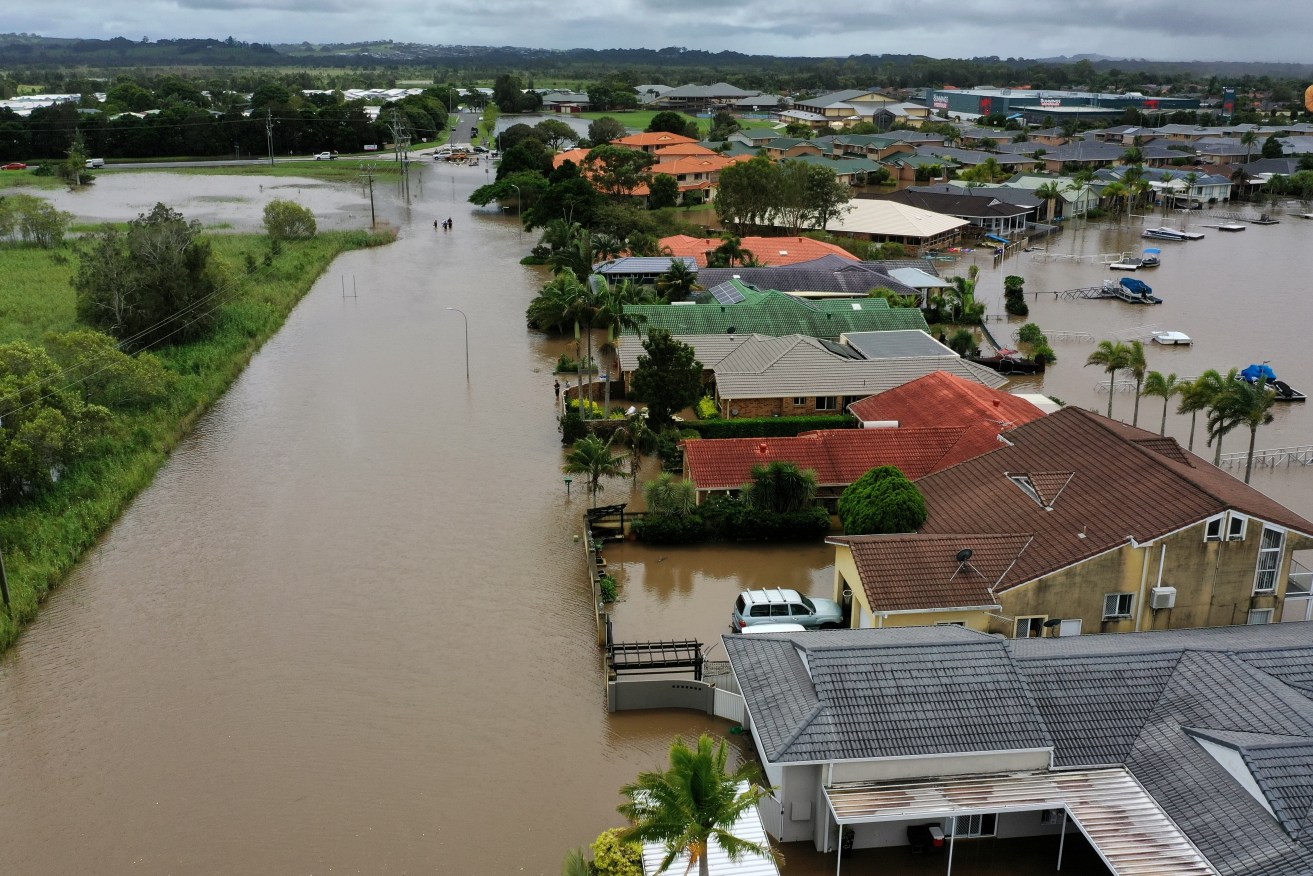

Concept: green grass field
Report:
left=0, top=228, right=394, bottom=652
left=577, top=110, right=709, bottom=137
left=0, top=168, right=66, bottom=190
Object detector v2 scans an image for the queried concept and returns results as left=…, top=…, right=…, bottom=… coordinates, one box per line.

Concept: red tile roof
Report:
left=913, top=406, right=1313, bottom=591
left=659, top=235, right=862, bottom=267
left=828, top=533, right=1031, bottom=612
left=683, top=427, right=977, bottom=492
left=654, top=143, right=719, bottom=157
left=613, top=132, right=700, bottom=148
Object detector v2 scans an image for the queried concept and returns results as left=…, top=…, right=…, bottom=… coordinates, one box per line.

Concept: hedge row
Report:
left=633, top=497, right=832, bottom=544
left=680, top=415, right=858, bottom=439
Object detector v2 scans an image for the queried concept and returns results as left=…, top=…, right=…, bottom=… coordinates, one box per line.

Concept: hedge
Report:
left=632, top=498, right=832, bottom=544
left=680, top=414, right=858, bottom=439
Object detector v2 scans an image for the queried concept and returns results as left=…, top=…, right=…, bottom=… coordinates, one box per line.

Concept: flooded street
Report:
left=1, top=164, right=1312, bottom=874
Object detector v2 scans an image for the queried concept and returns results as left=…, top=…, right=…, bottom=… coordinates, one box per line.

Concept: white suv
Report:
left=731, top=588, right=844, bottom=632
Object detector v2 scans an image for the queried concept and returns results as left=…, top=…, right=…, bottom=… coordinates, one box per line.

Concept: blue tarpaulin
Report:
left=1119, top=278, right=1152, bottom=295
left=1242, top=363, right=1277, bottom=382
left=984, top=234, right=1010, bottom=244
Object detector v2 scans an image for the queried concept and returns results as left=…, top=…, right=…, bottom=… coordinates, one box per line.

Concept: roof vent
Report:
left=758, top=443, right=768, bottom=455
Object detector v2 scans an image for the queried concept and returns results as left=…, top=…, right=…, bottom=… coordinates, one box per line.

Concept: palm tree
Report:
left=548, top=227, right=597, bottom=281
left=657, top=260, right=699, bottom=300
left=1034, top=181, right=1063, bottom=221
left=1126, top=340, right=1148, bottom=427
left=1240, top=129, right=1259, bottom=165
left=1143, top=371, right=1181, bottom=435
left=743, top=461, right=819, bottom=513
left=594, top=281, right=646, bottom=414
left=614, top=414, right=658, bottom=478
left=711, top=235, right=753, bottom=267
left=561, top=848, right=591, bottom=876
left=619, top=734, right=776, bottom=876
left=948, top=265, right=984, bottom=323
left=1086, top=340, right=1132, bottom=419
left=1214, top=375, right=1277, bottom=483
left=1205, top=368, right=1245, bottom=466
left=563, top=434, right=627, bottom=506
left=1101, top=181, right=1130, bottom=217
left=645, top=472, right=697, bottom=515
left=1177, top=370, right=1223, bottom=452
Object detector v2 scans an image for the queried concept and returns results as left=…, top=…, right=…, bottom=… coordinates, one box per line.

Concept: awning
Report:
left=824, top=768, right=1216, bottom=876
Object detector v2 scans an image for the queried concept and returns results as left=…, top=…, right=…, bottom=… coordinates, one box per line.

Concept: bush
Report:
left=838, top=466, right=927, bottom=535
left=946, top=328, right=979, bottom=357
left=262, top=199, right=317, bottom=241
left=559, top=409, right=586, bottom=444
left=632, top=512, right=707, bottom=544
left=1016, top=323, right=1047, bottom=345
left=592, top=828, right=642, bottom=876
left=598, top=574, right=619, bottom=603
left=681, top=415, right=858, bottom=439
left=696, top=395, right=719, bottom=419
left=1032, top=342, right=1056, bottom=366
left=1004, top=296, right=1029, bottom=317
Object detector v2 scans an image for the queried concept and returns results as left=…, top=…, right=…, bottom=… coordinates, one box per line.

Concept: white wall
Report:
left=996, top=809, right=1065, bottom=839
left=777, top=764, right=821, bottom=843
left=830, top=750, right=1050, bottom=783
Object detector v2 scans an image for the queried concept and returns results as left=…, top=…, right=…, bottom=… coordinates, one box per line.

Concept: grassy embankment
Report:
left=0, top=227, right=394, bottom=652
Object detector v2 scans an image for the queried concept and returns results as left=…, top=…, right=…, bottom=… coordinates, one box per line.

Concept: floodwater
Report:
left=2, top=168, right=1313, bottom=874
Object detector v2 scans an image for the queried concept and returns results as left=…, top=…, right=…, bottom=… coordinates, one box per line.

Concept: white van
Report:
left=85, top=158, right=105, bottom=168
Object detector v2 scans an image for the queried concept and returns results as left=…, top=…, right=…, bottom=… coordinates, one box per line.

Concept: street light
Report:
left=508, top=183, right=522, bottom=244
left=445, top=306, right=469, bottom=381
left=564, top=477, right=573, bottom=497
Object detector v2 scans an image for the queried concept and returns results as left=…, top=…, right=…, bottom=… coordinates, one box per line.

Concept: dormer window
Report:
left=1227, top=514, right=1248, bottom=541
left=1008, top=474, right=1043, bottom=507
left=1204, top=515, right=1223, bottom=542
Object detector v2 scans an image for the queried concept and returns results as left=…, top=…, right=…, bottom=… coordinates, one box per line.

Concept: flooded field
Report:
left=0, top=165, right=1311, bottom=874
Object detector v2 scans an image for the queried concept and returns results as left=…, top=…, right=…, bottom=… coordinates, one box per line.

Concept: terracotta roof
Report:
left=552, top=147, right=591, bottom=169
left=913, top=407, right=1313, bottom=591
left=828, top=533, right=1032, bottom=612
left=658, top=235, right=862, bottom=267
left=612, top=132, right=700, bottom=148
left=683, top=427, right=977, bottom=492
left=653, top=143, right=719, bottom=157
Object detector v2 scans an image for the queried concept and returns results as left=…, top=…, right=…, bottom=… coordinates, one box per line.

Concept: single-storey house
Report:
left=822, top=199, right=968, bottom=251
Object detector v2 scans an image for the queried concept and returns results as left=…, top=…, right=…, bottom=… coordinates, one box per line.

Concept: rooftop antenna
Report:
left=948, top=547, right=982, bottom=582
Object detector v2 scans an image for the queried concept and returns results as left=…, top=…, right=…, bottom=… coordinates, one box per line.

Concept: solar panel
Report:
left=710, top=282, right=747, bottom=305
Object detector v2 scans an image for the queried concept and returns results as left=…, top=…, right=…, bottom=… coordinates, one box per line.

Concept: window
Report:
left=1227, top=514, right=1248, bottom=541
left=1103, top=593, right=1133, bottom=619
left=1204, top=515, right=1223, bottom=542
left=1014, top=616, right=1046, bottom=638
left=951, top=813, right=997, bottom=838
left=770, top=604, right=790, bottom=618
left=792, top=397, right=807, bottom=406
left=1248, top=608, right=1274, bottom=625
left=1254, top=526, right=1286, bottom=593
left=936, top=621, right=967, bottom=627
left=816, top=396, right=838, bottom=411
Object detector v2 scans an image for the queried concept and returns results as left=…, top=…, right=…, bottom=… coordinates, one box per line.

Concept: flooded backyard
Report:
left=0, top=163, right=1311, bottom=873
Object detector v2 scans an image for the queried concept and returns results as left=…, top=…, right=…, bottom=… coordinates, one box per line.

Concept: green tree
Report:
left=1142, top=371, right=1181, bottom=436
left=0, top=340, right=112, bottom=505
left=618, top=734, right=775, bottom=876
left=262, top=199, right=317, bottom=241
left=43, top=329, right=174, bottom=409
left=591, top=828, right=643, bottom=876
left=645, top=472, right=697, bottom=516
left=743, top=461, right=818, bottom=513
left=708, top=110, right=741, bottom=142
left=0, top=193, right=73, bottom=248
left=647, top=111, right=698, bottom=139
left=837, top=466, right=928, bottom=535
left=1205, top=368, right=1245, bottom=466
left=73, top=203, right=221, bottom=349
left=59, top=131, right=90, bottom=187
left=587, top=116, right=628, bottom=146
left=1213, top=375, right=1277, bottom=483
left=1034, top=181, right=1063, bottom=220
left=586, top=144, right=656, bottom=199
left=708, top=236, right=753, bottom=268
left=496, top=138, right=553, bottom=180
left=713, top=156, right=779, bottom=233
left=533, top=118, right=578, bottom=151
left=648, top=173, right=679, bottom=209
left=1240, top=129, right=1259, bottom=164
left=631, top=330, right=704, bottom=428
left=1126, top=340, right=1148, bottom=427
left=563, top=433, right=627, bottom=506
left=656, top=260, right=699, bottom=299
left=1177, top=370, right=1223, bottom=453
left=1085, top=340, right=1132, bottom=419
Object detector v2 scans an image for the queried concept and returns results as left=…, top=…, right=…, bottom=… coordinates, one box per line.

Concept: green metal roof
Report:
left=623, top=290, right=929, bottom=339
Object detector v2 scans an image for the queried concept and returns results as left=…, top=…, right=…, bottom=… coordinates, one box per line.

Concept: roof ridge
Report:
left=776, top=701, right=826, bottom=759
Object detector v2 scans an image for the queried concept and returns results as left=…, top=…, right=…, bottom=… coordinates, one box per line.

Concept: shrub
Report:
left=946, top=328, right=979, bottom=357
left=838, top=466, right=927, bottom=535
left=696, top=395, right=719, bottom=419
left=1004, top=296, right=1029, bottom=317
left=568, top=397, right=604, bottom=418
left=632, top=511, right=707, bottom=544
left=592, top=828, right=642, bottom=876
left=1016, top=323, right=1047, bottom=345
left=263, top=199, right=317, bottom=241
left=559, top=409, right=586, bottom=444
left=644, top=472, right=697, bottom=516
left=681, top=415, right=858, bottom=439
left=598, top=574, right=619, bottom=603
left=1032, top=342, right=1057, bottom=366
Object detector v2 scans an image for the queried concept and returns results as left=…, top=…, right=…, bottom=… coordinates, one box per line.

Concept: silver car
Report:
left=731, top=588, right=844, bottom=632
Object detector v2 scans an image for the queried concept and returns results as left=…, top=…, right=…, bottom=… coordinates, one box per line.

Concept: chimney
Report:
left=758, top=443, right=768, bottom=455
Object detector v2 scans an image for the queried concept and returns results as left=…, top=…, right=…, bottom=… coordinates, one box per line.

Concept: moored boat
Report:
left=1143, top=226, right=1205, bottom=241
left=1217, top=223, right=1246, bottom=232
left=1116, top=277, right=1162, bottom=304
left=1140, top=247, right=1162, bottom=268
left=1240, top=363, right=1306, bottom=402
left=1152, top=331, right=1192, bottom=346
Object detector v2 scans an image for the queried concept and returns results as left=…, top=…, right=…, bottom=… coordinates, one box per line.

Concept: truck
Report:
left=85, top=158, right=105, bottom=168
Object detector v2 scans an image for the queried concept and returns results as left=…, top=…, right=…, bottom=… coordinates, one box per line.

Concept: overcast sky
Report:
left=16, top=0, right=1313, bottom=66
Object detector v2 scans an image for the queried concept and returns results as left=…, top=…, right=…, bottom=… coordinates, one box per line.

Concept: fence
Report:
left=1218, top=445, right=1313, bottom=470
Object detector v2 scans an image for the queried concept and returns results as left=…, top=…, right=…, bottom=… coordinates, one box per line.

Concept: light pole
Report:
left=508, top=183, right=522, bottom=244
left=564, top=477, right=573, bottom=498
left=445, top=307, right=469, bottom=381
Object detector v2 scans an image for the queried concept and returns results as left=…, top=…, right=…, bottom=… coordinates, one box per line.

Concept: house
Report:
left=657, top=235, right=860, bottom=267
left=722, top=622, right=1313, bottom=872
left=846, top=370, right=1048, bottom=431
left=875, top=189, right=1034, bottom=238
left=654, top=83, right=759, bottom=112
left=694, top=256, right=937, bottom=304
left=634, top=84, right=672, bottom=105
left=594, top=256, right=698, bottom=284
left=822, top=199, right=968, bottom=251
left=610, top=131, right=701, bottom=154
left=831, top=406, right=1313, bottom=637
left=1003, top=173, right=1100, bottom=218
left=792, top=89, right=898, bottom=126
left=539, top=90, right=590, bottom=113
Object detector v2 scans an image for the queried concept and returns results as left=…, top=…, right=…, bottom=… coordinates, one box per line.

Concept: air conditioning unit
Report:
left=1150, top=586, right=1177, bottom=610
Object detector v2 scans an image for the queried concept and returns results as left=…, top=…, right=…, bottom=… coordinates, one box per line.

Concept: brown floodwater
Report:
left=2, top=170, right=1312, bottom=874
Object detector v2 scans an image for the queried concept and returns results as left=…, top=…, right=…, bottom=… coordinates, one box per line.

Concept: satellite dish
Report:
left=1306, top=84, right=1313, bottom=113
left=956, top=548, right=973, bottom=563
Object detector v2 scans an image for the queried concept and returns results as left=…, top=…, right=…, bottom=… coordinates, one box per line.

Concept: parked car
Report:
left=313, top=152, right=334, bottom=161
left=472, top=145, right=489, bottom=153
left=731, top=588, right=844, bottom=632
left=2, top=162, right=28, bottom=170
left=85, top=158, right=105, bottom=168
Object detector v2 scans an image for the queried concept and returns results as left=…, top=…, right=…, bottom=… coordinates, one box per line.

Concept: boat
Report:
left=1250, top=213, right=1280, bottom=225
left=966, top=349, right=1044, bottom=374
left=1142, top=226, right=1205, bottom=241
left=1116, top=277, right=1162, bottom=305
left=1109, top=257, right=1142, bottom=271
left=1300, top=213, right=1313, bottom=220
left=1217, top=223, right=1246, bottom=232
left=1140, top=247, right=1162, bottom=268
left=1152, top=332, right=1192, bottom=346
left=1240, top=363, right=1306, bottom=403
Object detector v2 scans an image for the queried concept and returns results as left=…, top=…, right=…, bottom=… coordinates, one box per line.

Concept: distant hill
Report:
left=2, top=34, right=1311, bottom=79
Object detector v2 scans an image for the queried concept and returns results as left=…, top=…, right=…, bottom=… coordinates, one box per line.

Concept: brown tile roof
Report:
left=658, top=235, right=862, bottom=267
left=654, top=143, right=719, bottom=157
left=914, top=406, right=1313, bottom=591
left=828, top=533, right=1031, bottom=612
left=683, top=427, right=976, bottom=491
left=613, top=132, right=700, bottom=148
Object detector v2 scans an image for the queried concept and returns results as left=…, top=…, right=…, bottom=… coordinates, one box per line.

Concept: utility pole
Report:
left=265, top=109, right=274, bottom=167
left=388, top=110, right=412, bottom=202
left=360, top=164, right=377, bottom=228
left=0, top=541, right=10, bottom=609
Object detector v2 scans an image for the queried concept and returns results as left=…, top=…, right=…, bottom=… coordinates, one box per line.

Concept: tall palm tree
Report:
left=1214, top=375, right=1277, bottom=483
left=562, top=433, right=627, bottom=506
left=1126, top=340, right=1148, bottom=427
left=1177, top=370, right=1223, bottom=452
left=657, top=260, right=700, bottom=300
left=619, top=734, right=776, bottom=876
left=594, top=281, right=646, bottom=414
left=1143, top=371, right=1181, bottom=435
left=1034, top=181, right=1063, bottom=221
left=743, top=461, right=819, bottom=513
left=1205, top=368, right=1245, bottom=466
left=1085, top=340, right=1132, bottom=419
left=1240, top=129, right=1259, bottom=165
left=1101, top=181, right=1130, bottom=217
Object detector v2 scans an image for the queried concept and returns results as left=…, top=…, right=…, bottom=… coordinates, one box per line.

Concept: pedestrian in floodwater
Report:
left=447, top=218, right=453, bottom=230
left=554, top=380, right=560, bottom=399
left=434, top=219, right=438, bottom=230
